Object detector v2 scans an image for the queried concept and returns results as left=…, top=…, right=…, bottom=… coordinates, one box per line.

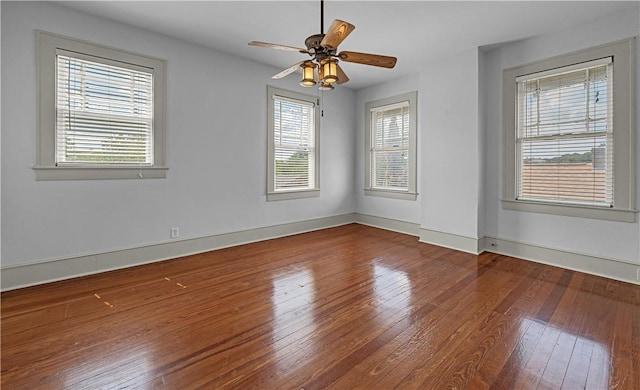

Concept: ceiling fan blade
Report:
left=248, top=41, right=309, bottom=54
left=272, top=61, right=306, bottom=79
left=338, top=51, right=397, bottom=68
left=336, top=64, right=349, bottom=84
left=320, top=19, right=355, bottom=49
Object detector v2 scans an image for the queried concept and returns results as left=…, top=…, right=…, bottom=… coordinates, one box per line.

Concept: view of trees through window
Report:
left=273, top=98, right=315, bottom=190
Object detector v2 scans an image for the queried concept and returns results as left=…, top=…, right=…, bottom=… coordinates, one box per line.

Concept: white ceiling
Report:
left=57, top=1, right=638, bottom=90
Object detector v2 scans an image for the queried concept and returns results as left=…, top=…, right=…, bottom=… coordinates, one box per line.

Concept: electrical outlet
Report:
left=170, top=227, right=180, bottom=239
left=637, top=268, right=640, bottom=281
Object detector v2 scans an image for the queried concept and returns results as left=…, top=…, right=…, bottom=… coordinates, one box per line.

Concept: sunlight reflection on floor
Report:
left=516, top=317, right=610, bottom=389
left=373, top=264, right=411, bottom=314
left=271, top=268, right=316, bottom=372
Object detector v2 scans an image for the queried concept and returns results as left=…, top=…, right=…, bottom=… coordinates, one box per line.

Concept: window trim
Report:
left=35, top=31, right=167, bottom=180
left=502, top=38, right=636, bottom=222
left=364, top=91, right=418, bottom=201
left=266, top=85, right=320, bottom=201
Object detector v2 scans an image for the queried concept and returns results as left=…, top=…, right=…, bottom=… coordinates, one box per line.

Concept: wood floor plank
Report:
left=632, top=284, right=640, bottom=390
left=363, top=256, right=557, bottom=389
left=512, top=324, right=563, bottom=389
left=202, top=251, right=442, bottom=388
left=609, top=296, right=634, bottom=390
left=419, top=265, right=566, bottom=389
left=1, top=224, right=638, bottom=389
left=472, top=265, right=568, bottom=389
left=583, top=278, right=619, bottom=390
left=104, top=239, right=430, bottom=389
left=331, top=255, right=532, bottom=390
left=561, top=335, right=595, bottom=390
left=538, top=329, right=577, bottom=389
left=447, top=263, right=552, bottom=389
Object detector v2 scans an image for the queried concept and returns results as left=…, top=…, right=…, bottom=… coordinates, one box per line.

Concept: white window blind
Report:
left=56, top=53, right=154, bottom=166
left=273, top=95, right=316, bottom=191
left=516, top=58, right=613, bottom=207
left=370, top=102, right=410, bottom=190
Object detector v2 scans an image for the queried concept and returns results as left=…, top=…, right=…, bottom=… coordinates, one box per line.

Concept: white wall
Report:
left=354, top=75, right=421, bottom=225
left=477, top=49, right=487, bottom=243
left=1, top=1, right=355, bottom=268
left=482, top=8, right=640, bottom=264
left=2, top=1, right=638, bottom=288
left=355, top=6, right=639, bottom=274
left=354, top=50, right=483, bottom=246
left=420, top=49, right=481, bottom=241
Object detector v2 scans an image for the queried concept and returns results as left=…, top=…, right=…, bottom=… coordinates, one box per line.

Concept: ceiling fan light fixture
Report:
left=300, top=61, right=317, bottom=87
left=318, top=66, right=332, bottom=90
left=319, top=81, right=334, bottom=90
left=321, top=58, right=339, bottom=83
left=249, top=0, right=397, bottom=89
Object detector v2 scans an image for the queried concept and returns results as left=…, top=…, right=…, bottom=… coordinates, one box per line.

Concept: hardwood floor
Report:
left=2, top=224, right=638, bottom=389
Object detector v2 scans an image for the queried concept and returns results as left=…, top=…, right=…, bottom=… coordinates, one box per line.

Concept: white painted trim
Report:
left=364, top=189, right=417, bottom=201
left=3, top=215, right=637, bottom=291
left=419, top=228, right=484, bottom=255
left=267, top=189, right=320, bottom=201
left=36, top=31, right=167, bottom=180
left=1, top=212, right=417, bottom=291
left=1, top=213, right=354, bottom=291
left=483, top=235, right=640, bottom=285
left=364, top=91, right=418, bottom=197
left=353, top=213, right=420, bottom=236
left=267, top=85, right=320, bottom=200
left=501, top=199, right=637, bottom=223
left=502, top=38, right=636, bottom=222
left=33, top=166, right=168, bottom=180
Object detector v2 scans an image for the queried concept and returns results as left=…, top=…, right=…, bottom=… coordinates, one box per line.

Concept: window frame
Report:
left=515, top=57, right=613, bottom=207
left=35, top=31, right=167, bottom=180
left=502, top=38, right=636, bottom=223
left=364, top=91, right=418, bottom=200
left=267, top=85, right=320, bottom=201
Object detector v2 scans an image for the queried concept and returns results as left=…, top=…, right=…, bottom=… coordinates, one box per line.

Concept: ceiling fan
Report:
left=248, top=0, right=397, bottom=90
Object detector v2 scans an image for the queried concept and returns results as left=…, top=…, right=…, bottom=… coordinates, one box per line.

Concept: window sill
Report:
left=267, top=189, right=320, bottom=201
left=365, top=188, right=417, bottom=201
left=501, top=199, right=637, bottom=223
left=33, top=166, right=168, bottom=181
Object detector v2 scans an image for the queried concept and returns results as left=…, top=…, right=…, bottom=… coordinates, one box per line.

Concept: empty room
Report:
left=1, top=1, right=639, bottom=388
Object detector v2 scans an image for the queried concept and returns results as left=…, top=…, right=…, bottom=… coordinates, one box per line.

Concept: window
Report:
left=517, top=59, right=613, bottom=206
left=36, top=31, right=167, bottom=180
left=267, top=86, right=320, bottom=201
left=365, top=91, right=417, bottom=200
left=503, top=38, right=636, bottom=222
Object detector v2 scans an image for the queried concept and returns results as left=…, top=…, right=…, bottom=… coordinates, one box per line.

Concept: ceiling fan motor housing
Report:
left=305, top=34, right=335, bottom=59
left=304, top=34, right=324, bottom=50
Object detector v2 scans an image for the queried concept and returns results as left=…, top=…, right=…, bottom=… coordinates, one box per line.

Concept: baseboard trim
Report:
left=3, top=215, right=637, bottom=290
left=353, top=213, right=420, bottom=236
left=419, top=228, right=484, bottom=255
left=484, top=236, right=639, bottom=285
left=1, top=213, right=355, bottom=291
